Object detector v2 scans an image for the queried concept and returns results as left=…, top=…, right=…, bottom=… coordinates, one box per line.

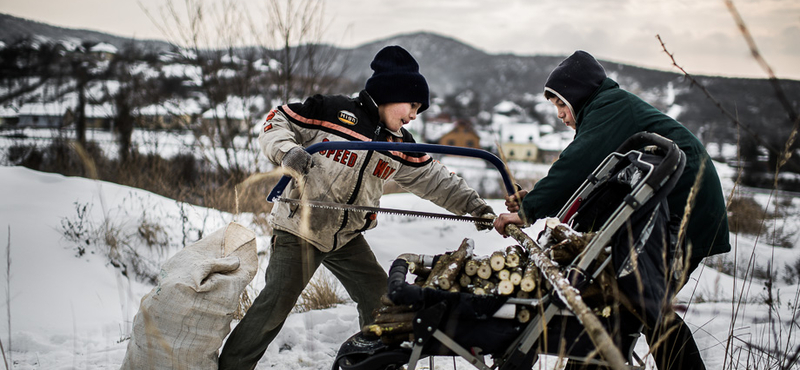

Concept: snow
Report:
left=0, top=143, right=799, bottom=369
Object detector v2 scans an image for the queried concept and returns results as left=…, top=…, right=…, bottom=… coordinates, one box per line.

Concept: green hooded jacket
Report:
left=523, top=76, right=731, bottom=260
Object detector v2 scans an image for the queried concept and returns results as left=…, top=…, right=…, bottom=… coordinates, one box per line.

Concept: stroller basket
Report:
left=334, top=132, right=686, bottom=370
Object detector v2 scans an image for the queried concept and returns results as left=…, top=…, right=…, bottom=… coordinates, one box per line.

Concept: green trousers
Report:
left=218, top=230, right=388, bottom=370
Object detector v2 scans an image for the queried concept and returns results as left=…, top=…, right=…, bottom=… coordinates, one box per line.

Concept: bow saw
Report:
left=267, top=142, right=517, bottom=225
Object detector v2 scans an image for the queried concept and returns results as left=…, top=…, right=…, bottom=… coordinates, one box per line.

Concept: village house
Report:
left=0, top=105, right=19, bottom=128
left=437, top=120, right=481, bottom=149
left=497, top=122, right=542, bottom=162
left=16, top=101, right=70, bottom=128
left=134, top=101, right=200, bottom=130
left=89, top=42, right=118, bottom=61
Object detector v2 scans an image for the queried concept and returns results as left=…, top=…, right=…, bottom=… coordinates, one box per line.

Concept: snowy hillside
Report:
left=0, top=158, right=799, bottom=369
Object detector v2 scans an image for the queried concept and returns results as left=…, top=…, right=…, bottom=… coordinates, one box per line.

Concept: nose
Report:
left=409, top=111, right=417, bottom=121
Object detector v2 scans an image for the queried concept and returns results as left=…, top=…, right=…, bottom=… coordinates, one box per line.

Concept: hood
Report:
left=544, top=50, right=607, bottom=124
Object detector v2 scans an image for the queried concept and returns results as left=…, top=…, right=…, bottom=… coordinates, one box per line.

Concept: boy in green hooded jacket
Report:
left=495, top=50, right=730, bottom=370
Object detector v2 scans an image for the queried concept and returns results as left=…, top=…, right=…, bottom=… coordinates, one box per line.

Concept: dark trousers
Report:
left=564, top=258, right=706, bottom=370
left=218, top=230, right=388, bottom=370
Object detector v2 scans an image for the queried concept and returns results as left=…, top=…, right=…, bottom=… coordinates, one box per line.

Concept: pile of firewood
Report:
left=364, top=220, right=605, bottom=342
left=413, top=242, right=543, bottom=299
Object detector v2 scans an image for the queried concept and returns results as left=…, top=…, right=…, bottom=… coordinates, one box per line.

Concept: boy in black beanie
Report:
left=495, top=50, right=730, bottom=370
left=219, top=45, right=493, bottom=370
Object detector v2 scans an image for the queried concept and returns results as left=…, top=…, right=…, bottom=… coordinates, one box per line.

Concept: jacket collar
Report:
left=358, top=90, right=380, bottom=121
left=358, top=90, right=405, bottom=141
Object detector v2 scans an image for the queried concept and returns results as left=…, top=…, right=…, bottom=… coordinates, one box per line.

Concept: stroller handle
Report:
left=267, top=142, right=516, bottom=201
left=615, top=132, right=684, bottom=192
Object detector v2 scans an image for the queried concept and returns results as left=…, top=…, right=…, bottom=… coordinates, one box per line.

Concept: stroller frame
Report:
left=332, top=132, right=686, bottom=370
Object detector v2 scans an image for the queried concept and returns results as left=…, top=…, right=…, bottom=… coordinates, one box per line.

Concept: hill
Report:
left=337, top=32, right=799, bottom=146
left=0, top=13, right=172, bottom=53
left=2, top=13, right=798, bottom=169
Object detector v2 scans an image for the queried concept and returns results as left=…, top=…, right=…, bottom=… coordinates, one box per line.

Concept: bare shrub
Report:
left=60, top=201, right=93, bottom=257
left=59, top=200, right=173, bottom=285
left=728, top=196, right=767, bottom=235
left=8, top=139, right=107, bottom=178
left=783, top=256, right=800, bottom=285
left=295, top=270, right=346, bottom=313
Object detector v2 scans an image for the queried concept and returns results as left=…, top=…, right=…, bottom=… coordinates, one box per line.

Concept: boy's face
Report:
left=379, top=102, right=423, bottom=132
left=549, top=97, right=576, bottom=130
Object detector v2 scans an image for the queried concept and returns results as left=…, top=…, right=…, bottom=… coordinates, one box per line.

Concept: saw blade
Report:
left=277, top=198, right=495, bottom=225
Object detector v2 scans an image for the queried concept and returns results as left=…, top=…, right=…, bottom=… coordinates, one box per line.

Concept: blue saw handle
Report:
left=267, top=142, right=516, bottom=202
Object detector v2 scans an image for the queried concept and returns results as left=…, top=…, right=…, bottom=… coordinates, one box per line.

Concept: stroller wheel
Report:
left=332, top=332, right=411, bottom=370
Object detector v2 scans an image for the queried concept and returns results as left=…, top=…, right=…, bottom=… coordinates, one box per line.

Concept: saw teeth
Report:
left=278, top=197, right=492, bottom=225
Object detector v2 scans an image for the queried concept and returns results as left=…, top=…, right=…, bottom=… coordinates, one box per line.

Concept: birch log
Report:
left=424, top=238, right=473, bottom=291
left=504, top=223, right=627, bottom=370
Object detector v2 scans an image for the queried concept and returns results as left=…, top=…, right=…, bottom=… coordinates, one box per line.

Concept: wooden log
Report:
left=546, top=223, right=596, bottom=263
left=362, top=321, right=414, bottom=337
left=431, top=238, right=473, bottom=291
left=497, top=280, right=515, bottom=296
left=471, top=287, right=487, bottom=295
left=472, top=276, right=497, bottom=291
left=548, top=239, right=580, bottom=264
left=477, top=259, right=493, bottom=279
left=505, top=245, right=525, bottom=268
left=374, top=304, right=415, bottom=316
left=509, top=267, right=523, bottom=286
left=377, top=295, right=417, bottom=314
left=519, top=260, right=539, bottom=292
left=504, top=223, right=628, bottom=370
left=380, top=294, right=394, bottom=306
left=550, top=223, right=594, bottom=246
left=459, top=273, right=473, bottom=288
left=516, top=307, right=531, bottom=323
left=409, top=262, right=431, bottom=279
left=497, top=268, right=511, bottom=281
left=422, top=254, right=450, bottom=288
left=421, top=253, right=450, bottom=289
left=464, top=258, right=480, bottom=276
left=490, top=251, right=506, bottom=271
left=374, top=311, right=416, bottom=324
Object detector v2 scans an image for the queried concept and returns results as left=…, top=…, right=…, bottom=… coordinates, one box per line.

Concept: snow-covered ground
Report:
left=1, top=134, right=799, bottom=369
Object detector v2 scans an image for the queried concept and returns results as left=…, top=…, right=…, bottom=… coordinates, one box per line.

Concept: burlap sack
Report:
left=121, top=222, right=258, bottom=370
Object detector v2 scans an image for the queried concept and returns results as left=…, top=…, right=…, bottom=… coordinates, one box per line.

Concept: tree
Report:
left=143, top=0, right=349, bottom=179
left=0, top=38, right=67, bottom=105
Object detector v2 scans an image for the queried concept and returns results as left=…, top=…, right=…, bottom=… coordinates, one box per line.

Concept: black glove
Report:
left=281, top=147, right=313, bottom=178
left=470, top=203, right=496, bottom=231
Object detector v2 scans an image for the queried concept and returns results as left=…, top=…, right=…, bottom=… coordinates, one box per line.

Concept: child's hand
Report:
left=470, top=204, right=496, bottom=231
left=504, top=190, right=528, bottom=213
left=493, top=213, right=524, bottom=237
left=281, top=147, right=314, bottom=179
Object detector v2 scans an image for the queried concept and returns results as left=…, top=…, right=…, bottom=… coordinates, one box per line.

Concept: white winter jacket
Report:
left=259, top=90, right=489, bottom=252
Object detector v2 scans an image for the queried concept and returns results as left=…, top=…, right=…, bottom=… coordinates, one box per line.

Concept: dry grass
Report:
left=233, top=289, right=252, bottom=321
left=728, top=196, right=769, bottom=235
left=295, top=270, right=346, bottom=313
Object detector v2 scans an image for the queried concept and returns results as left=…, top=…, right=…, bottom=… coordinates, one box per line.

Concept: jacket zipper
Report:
left=332, top=149, right=374, bottom=250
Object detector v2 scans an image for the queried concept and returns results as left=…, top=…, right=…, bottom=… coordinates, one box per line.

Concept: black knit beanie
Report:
left=365, top=46, right=430, bottom=113
left=544, top=50, right=607, bottom=121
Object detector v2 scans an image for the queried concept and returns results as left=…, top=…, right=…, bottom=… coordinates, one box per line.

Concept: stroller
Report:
left=332, top=132, right=687, bottom=370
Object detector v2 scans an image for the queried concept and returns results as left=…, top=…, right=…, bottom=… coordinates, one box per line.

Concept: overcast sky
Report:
left=3, top=0, right=799, bottom=80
